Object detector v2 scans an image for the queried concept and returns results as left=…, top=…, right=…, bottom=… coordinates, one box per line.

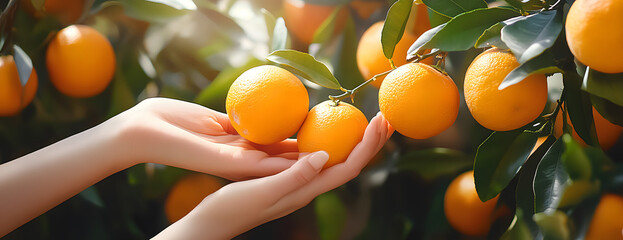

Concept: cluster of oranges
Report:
left=276, top=0, right=623, bottom=237
left=0, top=0, right=116, bottom=116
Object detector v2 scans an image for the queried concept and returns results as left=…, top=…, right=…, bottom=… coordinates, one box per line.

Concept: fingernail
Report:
left=308, top=151, right=329, bottom=171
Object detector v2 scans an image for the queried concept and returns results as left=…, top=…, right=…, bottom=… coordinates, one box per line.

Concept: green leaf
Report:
left=563, top=70, right=599, bottom=147
left=499, top=51, right=563, bottom=90
left=474, top=129, right=539, bottom=202
left=557, top=179, right=599, bottom=209
left=267, top=49, right=342, bottom=89
left=396, top=148, right=472, bottom=181
left=533, top=211, right=571, bottom=240
left=582, top=67, right=623, bottom=107
left=381, top=0, right=413, bottom=59
left=534, top=137, right=567, bottom=213
left=591, top=94, right=623, bottom=126
left=12, top=45, right=33, bottom=87
left=516, top=136, right=556, bottom=215
left=501, top=211, right=536, bottom=240
left=475, top=22, right=507, bottom=49
left=331, top=16, right=365, bottom=89
left=195, top=58, right=264, bottom=112
left=561, top=134, right=592, bottom=181
left=503, top=0, right=548, bottom=11
left=422, top=0, right=487, bottom=18
left=312, top=6, right=343, bottom=44
left=501, top=10, right=563, bottom=64
left=315, top=191, right=347, bottom=240
left=122, top=0, right=193, bottom=23
left=408, top=7, right=520, bottom=56
left=79, top=186, right=105, bottom=208
left=261, top=8, right=276, bottom=44
left=427, top=8, right=452, bottom=27
left=146, top=0, right=196, bottom=10
left=272, top=17, right=289, bottom=51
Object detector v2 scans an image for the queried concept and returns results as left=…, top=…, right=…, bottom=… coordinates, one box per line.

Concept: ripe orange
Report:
left=444, top=170, right=499, bottom=236
left=554, top=107, right=623, bottom=150
left=297, top=100, right=368, bottom=169
left=226, top=65, right=309, bottom=145
left=349, top=0, right=383, bottom=20
left=0, top=55, right=38, bottom=116
left=566, top=0, right=623, bottom=73
left=282, top=0, right=348, bottom=45
left=356, top=20, right=431, bottom=88
left=46, top=25, right=116, bottom=98
left=165, top=174, right=223, bottom=223
left=378, top=63, right=459, bottom=139
left=585, top=194, right=623, bottom=240
left=464, top=48, right=548, bottom=131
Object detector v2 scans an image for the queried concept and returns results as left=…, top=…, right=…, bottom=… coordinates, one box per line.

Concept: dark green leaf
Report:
left=475, top=22, right=507, bottom=49
left=315, top=191, right=347, bottom=240
left=533, top=211, right=571, bottom=240
left=582, top=67, right=623, bottom=107
left=79, top=186, right=105, bottom=208
left=503, top=0, right=549, bottom=11
left=561, top=135, right=592, bottom=181
left=499, top=51, right=563, bottom=90
left=422, top=0, right=487, bottom=18
left=591, top=94, right=623, bottom=126
left=516, top=136, right=556, bottom=215
left=427, top=7, right=452, bottom=27
left=501, top=10, right=563, bottom=64
left=267, top=49, right=342, bottom=89
left=534, top=137, right=567, bottom=213
left=563, top=70, right=599, bottom=146
left=381, top=0, right=413, bottom=59
left=474, top=129, right=538, bottom=202
left=12, top=45, right=33, bottom=86
left=272, top=17, right=289, bottom=51
left=195, top=58, right=264, bottom=112
left=408, top=7, right=520, bottom=56
left=396, top=148, right=472, bottom=181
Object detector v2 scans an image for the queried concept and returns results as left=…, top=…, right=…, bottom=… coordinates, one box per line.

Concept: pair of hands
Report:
left=121, top=98, right=393, bottom=239
left=0, top=97, right=393, bottom=238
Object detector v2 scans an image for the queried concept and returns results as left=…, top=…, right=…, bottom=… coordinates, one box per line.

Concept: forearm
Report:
left=0, top=121, right=132, bottom=237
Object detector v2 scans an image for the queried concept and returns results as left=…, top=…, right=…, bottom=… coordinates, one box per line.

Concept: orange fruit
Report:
left=164, top=174, right=223, bottom=223
left=464, top=48, right=548, bottom=131
left=46, top=25, right=116, bottom=98
left=0, top=55, right=38, bottom=116
left=378, top=63, right=459, bottom=139
left=356, top=21, right=431, bottom=88
left=282, top=0, right=348, bottom=45
left=554, top=107, right=623, bottom=150
left=297, top=100, right=368, bottom=169
left=226, top=65, right=309, bottom=145
left=566, top=0, right=623, bottom=73
left=444, top=170, right=499, bottom=236
left=531, top=136, right=549, bottom=154
left=585, top=193, right=623, bottom=240
left=349, top=0, right=383, bottom=20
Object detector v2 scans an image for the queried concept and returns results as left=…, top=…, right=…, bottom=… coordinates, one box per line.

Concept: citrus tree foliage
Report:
left=1, top=0, right=622, bottom=239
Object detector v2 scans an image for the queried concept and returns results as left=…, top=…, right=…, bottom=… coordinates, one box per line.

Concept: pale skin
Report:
left=0, top=97, right=393, bottom=238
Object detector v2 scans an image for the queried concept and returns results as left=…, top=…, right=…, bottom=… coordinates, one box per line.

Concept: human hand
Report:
left=153, top=112, right=393, bottom=239
left=109, top=97, right=298, bottom=180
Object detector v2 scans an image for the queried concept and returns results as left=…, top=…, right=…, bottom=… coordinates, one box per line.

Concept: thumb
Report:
left=267, top=151, right=329, bottom=196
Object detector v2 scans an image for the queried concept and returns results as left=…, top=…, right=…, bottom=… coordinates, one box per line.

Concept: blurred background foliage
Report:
left=0, top=0, right=622, bottom=239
